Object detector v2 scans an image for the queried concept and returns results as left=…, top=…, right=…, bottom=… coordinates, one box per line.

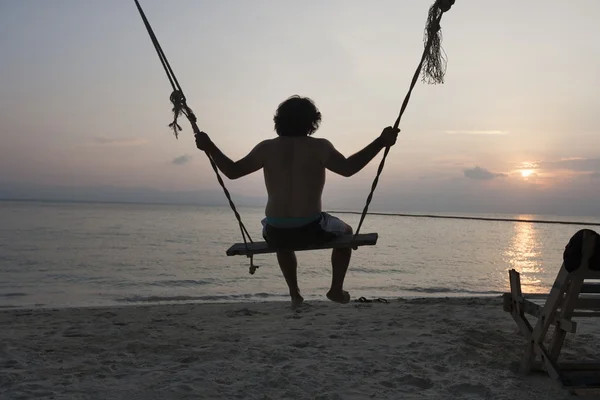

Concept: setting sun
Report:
left=520, top=169, right=534, bottom=178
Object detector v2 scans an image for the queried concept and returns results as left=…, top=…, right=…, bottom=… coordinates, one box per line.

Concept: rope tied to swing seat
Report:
left=133, top=0, right=258, bottom=274
left=351, top=0, right=454, bottom=245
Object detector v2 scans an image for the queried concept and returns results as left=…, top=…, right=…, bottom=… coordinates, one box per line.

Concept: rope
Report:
left=133, top=0, right=454, bottom=266
left=328, top=211, right=600, bottom=227
left=133, top=0, right=259, bottom=275
left=353, top=0, right=454, bottom=242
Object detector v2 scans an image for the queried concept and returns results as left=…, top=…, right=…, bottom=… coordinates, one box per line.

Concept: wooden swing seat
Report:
left=226, top=232, right=378, bottom=256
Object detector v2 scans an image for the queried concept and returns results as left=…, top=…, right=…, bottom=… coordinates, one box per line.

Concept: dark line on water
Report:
left=327, top=211, right=600, bottom=227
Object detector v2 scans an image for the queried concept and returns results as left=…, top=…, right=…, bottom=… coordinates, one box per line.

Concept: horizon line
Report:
left=2, top=198, right=599, bottom=225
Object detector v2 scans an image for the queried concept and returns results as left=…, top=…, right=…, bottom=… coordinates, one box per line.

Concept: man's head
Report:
left=273, top=95, right=322, bottom=137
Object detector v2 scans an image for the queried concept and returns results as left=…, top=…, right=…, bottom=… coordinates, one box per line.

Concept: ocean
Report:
left=1, top=200, right=599, bottom=309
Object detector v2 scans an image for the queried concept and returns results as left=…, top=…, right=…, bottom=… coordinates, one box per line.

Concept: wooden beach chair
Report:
left=503, top=228, right=600, bottom=390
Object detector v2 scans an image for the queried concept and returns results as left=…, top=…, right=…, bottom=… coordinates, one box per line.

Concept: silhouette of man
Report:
left=195, top=95, right=399, bottom=309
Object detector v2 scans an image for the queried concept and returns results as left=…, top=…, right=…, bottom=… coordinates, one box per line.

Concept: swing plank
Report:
left=226, top=233, right=378, bottom=256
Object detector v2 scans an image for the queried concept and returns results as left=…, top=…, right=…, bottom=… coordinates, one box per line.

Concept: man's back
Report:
left=263, top=136, right=328, bottom=218
left=193, top=94, right=398, bottom=219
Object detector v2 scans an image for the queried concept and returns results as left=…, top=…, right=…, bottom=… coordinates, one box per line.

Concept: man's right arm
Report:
left=322, top=127, right=399, bottom=177
left=322, top=137, right=385, bottom=177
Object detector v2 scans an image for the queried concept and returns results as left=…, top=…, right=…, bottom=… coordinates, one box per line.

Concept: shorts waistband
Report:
left=264, top=213, right=322, bottom=228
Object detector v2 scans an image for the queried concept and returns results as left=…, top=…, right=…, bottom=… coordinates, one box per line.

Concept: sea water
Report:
left=1, top=200, right=599, bottom=309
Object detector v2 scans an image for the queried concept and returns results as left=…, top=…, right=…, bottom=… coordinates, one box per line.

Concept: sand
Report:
left=2, top=296, right=600, bottom=400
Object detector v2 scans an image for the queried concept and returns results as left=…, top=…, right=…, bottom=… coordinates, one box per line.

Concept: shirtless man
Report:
left=194, top=95, right=399, bottom=308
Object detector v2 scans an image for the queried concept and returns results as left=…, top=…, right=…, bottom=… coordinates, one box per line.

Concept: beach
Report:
left=3, top=296, right=600, bottom=399
left=3, top=202, right=600, bottom=399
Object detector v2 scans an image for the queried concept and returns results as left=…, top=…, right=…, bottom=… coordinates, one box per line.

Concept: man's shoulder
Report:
left=259, top=138, right=276, bottom=145
left=266, top=136, right=330, bottom=145
left=314, top=137, right=336, bottom=153
left=255, top=138, right=276, bottom=150
left=308, top=137, right=332, bottom=146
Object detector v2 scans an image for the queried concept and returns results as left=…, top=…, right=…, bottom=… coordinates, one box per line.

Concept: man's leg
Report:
left=276, top=249, right=304, bottom=309
left=326, top=223, right=352, bottom=304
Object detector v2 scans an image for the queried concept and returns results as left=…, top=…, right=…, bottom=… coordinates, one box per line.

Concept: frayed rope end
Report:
left=422, top=0, right=455, bottom=85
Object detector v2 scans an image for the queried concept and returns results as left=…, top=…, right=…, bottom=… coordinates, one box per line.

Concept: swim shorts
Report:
left=260, top=212, right=348, bottom=248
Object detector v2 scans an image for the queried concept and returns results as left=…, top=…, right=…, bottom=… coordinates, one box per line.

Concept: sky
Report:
left=1, top=0, right=599, bottom=216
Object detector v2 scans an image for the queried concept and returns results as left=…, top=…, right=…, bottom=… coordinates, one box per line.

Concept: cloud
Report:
left=560, top=157, right=587, bottom=161
left=463, top=166, right=507, bottom=180
left=172, top=155, right=192, bottom=166
left=93, top=136, right=148, bottom=146
left=445, top=130, right=509, bottom=135
left=538, top=157, right=600, bottom=172
left=433, top=157, right=467, bottom=167
left=591, top=172, right=600, bottom=179
left=517, top=161, right=539, bottom=169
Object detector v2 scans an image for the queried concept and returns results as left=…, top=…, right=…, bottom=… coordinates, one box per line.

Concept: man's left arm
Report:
left=199, top=134, right=267, bottom=180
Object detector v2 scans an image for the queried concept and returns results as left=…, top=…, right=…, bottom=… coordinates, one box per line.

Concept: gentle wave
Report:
left=116, top=292, right=286, bottom=303
left=115, top=287, right=504, bottom=305
left=147, top=279, right=212, bottom=287
left=397, top=287, right=503, bottom=295
left=352, top=285, right=507, bottom=296
left=0, top=292, right=27, bottom=298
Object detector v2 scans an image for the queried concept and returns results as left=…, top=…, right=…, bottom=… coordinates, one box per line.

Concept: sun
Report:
left=520, top=169, right=534, bottom=178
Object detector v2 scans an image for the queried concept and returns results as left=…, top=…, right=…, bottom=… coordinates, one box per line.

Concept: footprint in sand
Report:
left=433, top=364, right=449, bottom=373
left=62, top=326, right=92, bottom=338
left=225, top=308, right=267, bottom=317
left=450, top=382, right=491, bottom=397
left=397, top=374, right=435, bottom=390
left=96, top=311, right=116, bottom=318
left=292, top=302, right=312, bottom=312
left=180, top=355, right=199, bottom=364
left=380, top=380, right=396, bottom=388
left=291, top=341, right=314, bottom=349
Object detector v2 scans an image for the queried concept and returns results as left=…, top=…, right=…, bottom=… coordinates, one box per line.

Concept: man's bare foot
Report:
left=291, top=295, right=304, bottom=310
left=326, top=290, right=350, bottom=304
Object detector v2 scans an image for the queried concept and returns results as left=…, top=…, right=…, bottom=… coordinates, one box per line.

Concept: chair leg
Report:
left=548, top=274, right=585, bottom=363
left=508, top=270, right=534, bottom=337
left=521, top=266, right=570, bottom=376
left=520, top=339, right=536, bottom=374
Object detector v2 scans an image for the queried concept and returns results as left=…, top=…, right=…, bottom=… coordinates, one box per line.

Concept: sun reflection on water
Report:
left=504, top=217, right=544, bottom=293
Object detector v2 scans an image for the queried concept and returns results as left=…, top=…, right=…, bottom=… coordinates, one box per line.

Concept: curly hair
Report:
left=273, top=95, right=322, bottom=137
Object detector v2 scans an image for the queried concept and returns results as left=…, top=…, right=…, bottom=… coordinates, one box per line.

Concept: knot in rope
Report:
left=134, top=0, right=256, bottom=273
left=427, top=20, right=441, bottom=34
left=437, top=0, right=455, bottom=13
left=168, top=90, right=197, bottom=138
left=168, top=90, right=184, bottom=137
left=249, top=256, right=259, bottom=275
